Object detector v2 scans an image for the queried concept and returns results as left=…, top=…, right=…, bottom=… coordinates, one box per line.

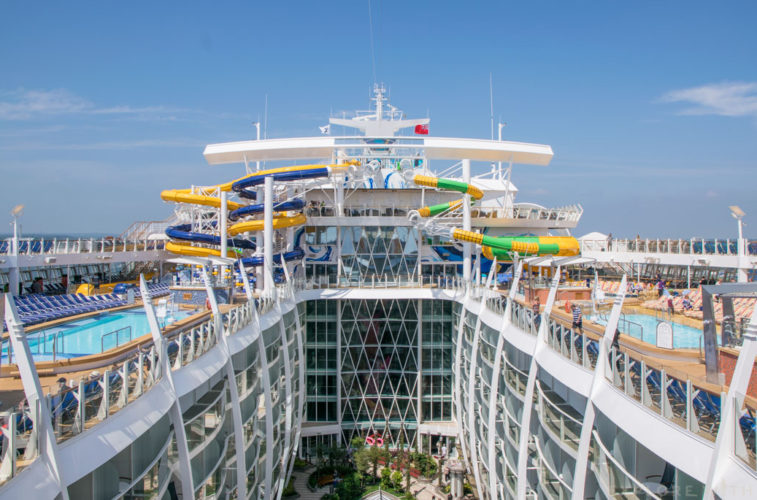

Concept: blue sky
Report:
left=1, top=1, right=756, bottom=238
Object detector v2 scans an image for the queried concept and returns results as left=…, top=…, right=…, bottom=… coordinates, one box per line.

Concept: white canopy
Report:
left=203, top=136, right=554, bottom=166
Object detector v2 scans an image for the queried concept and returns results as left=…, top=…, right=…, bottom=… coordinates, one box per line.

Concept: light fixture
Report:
left=730, top=205, right=745, bottom=219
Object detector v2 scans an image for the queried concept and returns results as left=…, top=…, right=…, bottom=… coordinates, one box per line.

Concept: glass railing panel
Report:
left=606, top=348, right=723, bottom=442
left=589, top=431, right=663, bottom=499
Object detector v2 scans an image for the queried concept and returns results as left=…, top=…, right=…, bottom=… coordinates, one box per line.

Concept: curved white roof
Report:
left=203, top=136, right=554, bottom=166
left=578, top=231, right=608, bottom=240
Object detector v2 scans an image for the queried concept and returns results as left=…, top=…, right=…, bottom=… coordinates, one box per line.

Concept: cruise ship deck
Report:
left=1, top=87, right=756, bottom=500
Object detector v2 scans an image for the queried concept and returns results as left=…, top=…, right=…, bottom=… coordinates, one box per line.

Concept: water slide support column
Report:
left=255, top=186, right=264, bottom=294
left=462, top=159, right=471, bottom=284
left=737, top=217, right=748, bottom=283
left=9, top=216, right=19, bottom=295
left=264, top=176, right=274, bottom=296
left=2, top=296, right=69, bottom=499
left=220, top=190, right=228, bottom=283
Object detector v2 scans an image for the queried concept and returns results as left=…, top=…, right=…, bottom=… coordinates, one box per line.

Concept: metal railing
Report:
left=101, top=326, right=133, bottom=353
left=0, top=294, right=263, bottom=484
left=589, top=430, right=663, bottom=499
left=545, top=317, right=600, bottom=371
left=580, top=237, right=757, bottom=256
left=536, top=381, right=583, bottom=452
left=0, top=237, right=166, bottom=256
left=605, top=346, right=723, bottom=441
left=734, top=392, right=757, bottom=472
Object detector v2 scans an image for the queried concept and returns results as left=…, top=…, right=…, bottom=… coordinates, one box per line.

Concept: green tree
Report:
left=366, top=446, right=389, bottom=480
left=391, top=470, right=404, bottom=492
left=316, top=443, right=326, bottom=478
left=350, top=436, right=364, bottom=450
left=381, top=467, right=392, bottom=489
left=353, top=447, right=371, bottom=486
left=335, top=472, right=363, bottom=500
left=328, top=445, right=346, bottom=469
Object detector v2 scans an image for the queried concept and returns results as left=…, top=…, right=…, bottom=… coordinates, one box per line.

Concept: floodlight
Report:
left=730, top=205, right=745, bottom=219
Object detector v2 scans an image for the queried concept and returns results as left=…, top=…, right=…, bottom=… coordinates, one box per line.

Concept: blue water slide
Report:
left=228, top=198, right=305, bottom=221
left=231, top=168, right=331, bottom=199
left=165, top=224, right=256, bottom=250
left=237, top=247, right=306, bottom=268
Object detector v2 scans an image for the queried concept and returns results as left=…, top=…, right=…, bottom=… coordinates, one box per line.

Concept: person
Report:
left=61, top=274, right=68, bottom=292
left=667, top=296, right=674, bottom=316
left=532, top=297, right=541, bottom=330
left=657, top=279, right=664, bottom=298
left=683, top=297, right=693, bottom=311
left=31, top=277, right=43, bottom=294
left=571, top=304, right=583, bottom=334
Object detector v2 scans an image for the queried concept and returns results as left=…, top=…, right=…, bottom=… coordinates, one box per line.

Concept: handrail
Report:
left=532, top=435, right=573, bottom=493
left=580, top=237, right=757, bottom=257
left=536, top=381, right=583, bottom=428
left=590, top=430, right=662, bottom=499
left=101, top=326, right=132, bottom=354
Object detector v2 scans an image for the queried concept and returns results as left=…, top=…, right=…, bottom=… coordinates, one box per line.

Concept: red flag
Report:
left=414, top=124, right=429, bottom=135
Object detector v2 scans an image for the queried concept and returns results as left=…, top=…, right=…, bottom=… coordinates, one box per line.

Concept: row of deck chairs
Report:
left=13, top=293, right=127, bottom=326
left=643, top=291, right=756, bottom=323
left=113, top=282, right=170, bottom=298
left=134, top=282, right=170, bottom=298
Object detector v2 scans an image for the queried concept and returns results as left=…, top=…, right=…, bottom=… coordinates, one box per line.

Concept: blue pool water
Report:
left=588, top=313, right=713, bottom=349
left=2, top=307, right=193, bottom=362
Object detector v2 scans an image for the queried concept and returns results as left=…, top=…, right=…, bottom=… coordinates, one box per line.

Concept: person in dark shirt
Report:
left=31, top=277, right=44, bottom=294
left=532, top=297, right=541, bottom=330
left=571, top=304, right=583, bottom=334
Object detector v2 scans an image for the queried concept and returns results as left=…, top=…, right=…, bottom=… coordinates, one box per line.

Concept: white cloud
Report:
left=0, top=88, right=184, bottom=120
left=0, top=89, right=91, bottom=119
left=0, top=138, right=203, bottom=151
left=661, top=81, right=757, bottom=117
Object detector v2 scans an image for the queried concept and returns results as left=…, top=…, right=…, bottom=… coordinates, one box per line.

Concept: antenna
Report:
left=489, top=73, right=495, bottom=140
left=367, top=0, right=377, bottom=84
left=263, top=94, right=268, bottom=139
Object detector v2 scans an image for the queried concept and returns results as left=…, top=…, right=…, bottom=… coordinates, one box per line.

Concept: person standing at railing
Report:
left=571, top=304, right=583, bottom=335
left=532, top=296, right=541, bottom=330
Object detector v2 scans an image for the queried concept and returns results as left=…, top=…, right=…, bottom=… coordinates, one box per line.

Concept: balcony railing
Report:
left=0, top=237, right=165, bottom=256
left=580, top=237, right=757, bottom=256
left=605, top=346, right=723, bottom=441
left=0, top=297, right=260, bottom=485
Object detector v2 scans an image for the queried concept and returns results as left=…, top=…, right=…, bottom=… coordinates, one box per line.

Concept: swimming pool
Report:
left=2, top=307, right=194, bottom=362
left=588, top=313, right=713, bottom=349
